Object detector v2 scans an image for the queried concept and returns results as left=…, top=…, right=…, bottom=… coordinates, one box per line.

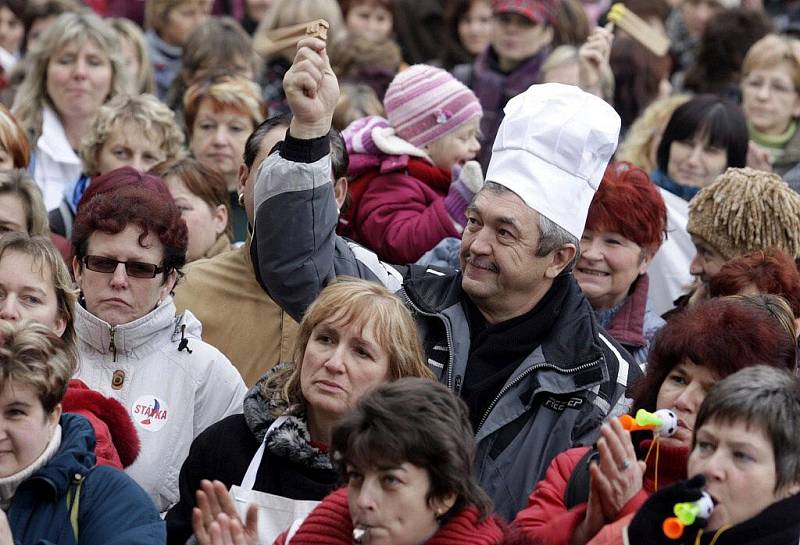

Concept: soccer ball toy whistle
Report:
left=662, top=492, right=714, bottom=539
left=619, top=409, right=678, bottom=437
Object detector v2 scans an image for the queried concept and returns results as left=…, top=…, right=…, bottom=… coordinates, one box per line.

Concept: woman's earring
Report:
left=237, top=193, right=245, bottom=207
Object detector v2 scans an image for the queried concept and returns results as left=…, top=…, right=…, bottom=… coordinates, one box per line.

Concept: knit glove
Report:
left=626, top=475, right=708, bottom=545
left=443, top=161, right=484, bottom=230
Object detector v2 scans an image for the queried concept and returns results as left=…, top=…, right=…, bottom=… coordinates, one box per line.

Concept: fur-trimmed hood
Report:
left=242, top=367, right=331, bottom=470
left=62, top=379, right=140, bottom=469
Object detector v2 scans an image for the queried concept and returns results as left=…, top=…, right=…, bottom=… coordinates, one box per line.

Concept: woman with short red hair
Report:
left=709, top=248, right=800, bottom=318
left=574, top=162, right=667, bottom=365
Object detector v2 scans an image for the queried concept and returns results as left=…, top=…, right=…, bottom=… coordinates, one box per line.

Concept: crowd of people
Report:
left=1, top=0, right=800, bottom=544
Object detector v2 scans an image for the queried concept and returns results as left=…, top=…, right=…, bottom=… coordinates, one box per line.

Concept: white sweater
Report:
left=73, top=298, right=247, bottom=512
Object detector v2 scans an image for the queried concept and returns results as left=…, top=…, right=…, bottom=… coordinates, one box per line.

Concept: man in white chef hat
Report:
left=254, top=39, right=640, bottom=520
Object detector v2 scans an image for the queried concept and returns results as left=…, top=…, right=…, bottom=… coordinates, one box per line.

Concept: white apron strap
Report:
left=240, top=415, right=289, bottom=491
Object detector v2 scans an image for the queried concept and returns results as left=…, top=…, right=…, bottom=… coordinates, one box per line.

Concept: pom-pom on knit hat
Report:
left=687, top=167, right=800, bottom=260
left=383, top=64, right=482, bottom=150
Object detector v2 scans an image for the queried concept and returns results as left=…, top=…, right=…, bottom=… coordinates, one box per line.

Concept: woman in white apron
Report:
left=272, top=377, right=506, bottom=545
left=165, top=278, right=434, bottom=545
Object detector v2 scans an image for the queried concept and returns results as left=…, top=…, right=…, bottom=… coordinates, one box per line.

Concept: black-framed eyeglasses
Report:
left=82, top=255, right=165, bottom=279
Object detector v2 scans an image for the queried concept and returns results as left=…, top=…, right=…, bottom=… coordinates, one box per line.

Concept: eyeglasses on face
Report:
left=82, top=255, right=165, bottom=279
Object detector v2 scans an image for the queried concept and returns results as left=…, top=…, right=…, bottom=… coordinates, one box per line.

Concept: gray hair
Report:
left=694, top=365, right=800, bottom=492
left=482, top=181, right=580, bottom=271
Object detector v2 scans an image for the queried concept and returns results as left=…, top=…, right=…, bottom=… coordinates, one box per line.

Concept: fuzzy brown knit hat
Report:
left=687, top=167, right=800, bottom=260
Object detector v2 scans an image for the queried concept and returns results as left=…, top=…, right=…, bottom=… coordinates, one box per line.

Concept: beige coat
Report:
left=173, top=237, right=299, bottom=385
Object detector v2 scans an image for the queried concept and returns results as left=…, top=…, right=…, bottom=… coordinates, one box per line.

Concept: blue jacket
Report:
left=7, top=413, right=165, bottom=545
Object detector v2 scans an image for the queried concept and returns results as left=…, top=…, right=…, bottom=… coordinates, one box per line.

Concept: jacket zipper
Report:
left=475, top=359, right=600, bottom=434
left=400, top=291, right=456, bottom=389
left=108, top=325, right=117, bottom=362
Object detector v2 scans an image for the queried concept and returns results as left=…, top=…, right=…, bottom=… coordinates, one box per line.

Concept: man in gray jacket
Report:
left=251, top=37, right=641, bottom=520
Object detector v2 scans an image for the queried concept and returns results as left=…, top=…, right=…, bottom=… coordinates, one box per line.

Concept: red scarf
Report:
left=284, top=488, right=505, bottom=545
left=639, top=438, right=689, bottom=493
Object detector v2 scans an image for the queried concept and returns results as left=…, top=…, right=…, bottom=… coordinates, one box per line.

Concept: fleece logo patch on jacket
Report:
left=131, top=395, right=169, bottom=432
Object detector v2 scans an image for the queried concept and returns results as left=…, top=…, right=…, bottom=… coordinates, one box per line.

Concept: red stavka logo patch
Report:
left=131, top=395, right=169, bottom=432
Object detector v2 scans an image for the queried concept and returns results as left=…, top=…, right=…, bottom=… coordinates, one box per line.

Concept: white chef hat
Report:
left=485, top=83, right=621, bottom=239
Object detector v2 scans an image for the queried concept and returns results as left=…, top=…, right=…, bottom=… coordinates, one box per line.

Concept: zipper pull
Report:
left=108, top=325, right=117, bottom=362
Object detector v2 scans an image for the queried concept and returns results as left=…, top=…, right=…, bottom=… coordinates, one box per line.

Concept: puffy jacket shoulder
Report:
left=76, top=464, right=165, bottom=545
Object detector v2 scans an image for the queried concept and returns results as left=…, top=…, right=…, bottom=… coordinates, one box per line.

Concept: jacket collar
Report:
left=37, top=107, right=81, bottom=165
left=21, top=414, right=96, bottom=501
left=75, top=297, right=181, bottom=358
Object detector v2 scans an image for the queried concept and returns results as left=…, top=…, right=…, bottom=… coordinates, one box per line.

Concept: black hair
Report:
left=242, top=113, right=293, bottom=169
left=656, top=94, right=748, bottom=173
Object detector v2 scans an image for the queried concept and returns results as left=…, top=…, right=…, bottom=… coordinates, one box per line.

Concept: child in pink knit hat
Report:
left=340, top=64, right=483, bottom=265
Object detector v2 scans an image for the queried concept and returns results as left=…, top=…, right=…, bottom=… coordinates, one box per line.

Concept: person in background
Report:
left=165, top=16, right=260, bottom=119
left=512, top=295, right=798, bottom=545
left=666, top=0, right=733, bottom=82
left=108, top=17, right=157, bottom=96
left=12, top=11, right=126, bottom=210
left=144, top=0, right=212, bottom=99
left=552, top=0, right=591, bottom=47
left=166, top=279, right=434, bottom=545
left=71, top=171, right=247, bottom=512
left=151, top=157, right=232, bottom=262
left=575, top=162, right=667, bottom=366
left=0, top=169, right=70, bottom=259
left=172, top=115, right=298, bottom=386
left=338, top=64, right=482, bottom=264
left=47, top=93, right=185, bottom=241
left=438, top=0, right=492, bottom=70
left=268, top=378, right=504, bottom=545
left=185, top=73, right=267, bottom=242
left=341, top=0, right=394, bottom=42
left=0, top=102, right=28, bottom=170
left=0, top=0, right=24, bottom=72
left=252, top=0, right=344, bottom=116
left=0, top=320, right=165, bottom=544
left=241, top=0, right=272, bottom=35
left=685, top=167, right=800, bottom=305
left=603, top=365, right=800, bottom=545
left=708, top=248, right=800, bottom=322
left=741, top=34, right=800, bottom=176
left=652, top=95, right=748, bottom=201
left=0, top=0, right=81, bottom=108
left=329, top=32, right=403, bottom=102
left=453, top=0, right=559, bottom=170
left=680, top=8, right=772, bottom=100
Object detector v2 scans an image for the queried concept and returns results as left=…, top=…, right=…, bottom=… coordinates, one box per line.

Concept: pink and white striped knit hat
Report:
left=383, top=65, right=482, bottom=149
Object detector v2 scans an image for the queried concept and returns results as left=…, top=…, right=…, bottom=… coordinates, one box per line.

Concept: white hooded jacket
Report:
left=74, top=297, right=247, bottom=512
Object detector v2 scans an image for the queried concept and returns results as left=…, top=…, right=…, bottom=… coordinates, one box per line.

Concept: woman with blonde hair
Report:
left=108, top=17, right=157, bottom=95
left=11, top=11, right=126, bottom=210
left=741, top=34, right=800, bottom=176
left=165, top=277, right=434, bottom=545
left=47, top=93, right=185, bottom=240
left=185, top=73, right=267, bottom=241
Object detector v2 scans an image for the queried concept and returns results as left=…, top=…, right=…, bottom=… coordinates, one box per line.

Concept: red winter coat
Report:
left=511, top=440, right=688, bottom=545
left=345, top=154, right=460, bottom=265
left=273, top=487, right=505, bottom=545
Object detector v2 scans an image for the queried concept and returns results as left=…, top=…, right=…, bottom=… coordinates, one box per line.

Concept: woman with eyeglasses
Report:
left=70, top=166, right=247, bottom=513
left=741, top=34, right=800, bottom=177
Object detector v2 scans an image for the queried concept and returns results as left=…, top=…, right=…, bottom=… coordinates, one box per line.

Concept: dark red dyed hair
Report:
left=72, top=184, right=188, bottom=280
left=584, top=162, right=667, bottom=255
left=632, top=297, right=797, bottom=413
left=709, top=248, right=800, bottom=317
